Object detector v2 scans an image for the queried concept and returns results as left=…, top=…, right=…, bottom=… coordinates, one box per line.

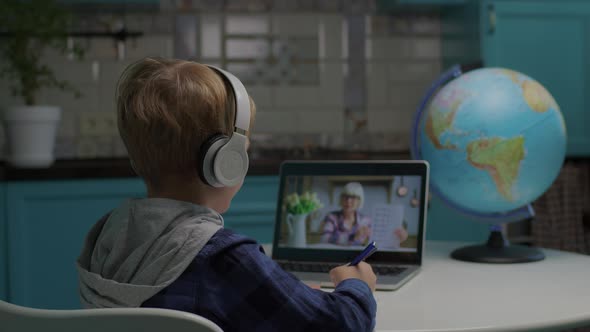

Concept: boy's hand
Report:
left=329, top=262, right=377, bottom=292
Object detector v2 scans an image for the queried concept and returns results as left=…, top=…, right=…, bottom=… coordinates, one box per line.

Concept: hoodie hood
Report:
left=77, top=198, right=223, bottom=308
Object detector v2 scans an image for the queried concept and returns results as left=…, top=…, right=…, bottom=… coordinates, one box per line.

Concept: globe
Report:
left=411, top=66, right=567, bottom=263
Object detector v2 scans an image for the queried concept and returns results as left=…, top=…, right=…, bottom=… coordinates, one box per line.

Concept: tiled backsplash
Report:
left=0, top=7, right=443, bottom=159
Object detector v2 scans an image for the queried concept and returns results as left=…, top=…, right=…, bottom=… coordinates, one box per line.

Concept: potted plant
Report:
left=0, top=0, right=82, bottom=167
left=284, top=192, right=323, bottom=247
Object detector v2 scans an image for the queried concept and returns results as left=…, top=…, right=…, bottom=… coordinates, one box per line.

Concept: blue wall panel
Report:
left=0, top=184, right=6, bottom=301
left=2, top=175, right=489, bottom=310
left=5, top=179, right=145, bottom=309
left=482, top=0, right=590, bottom=156
left=425, top=196, right=490, bottom=242
left=224, top=176, right=280, bottom=243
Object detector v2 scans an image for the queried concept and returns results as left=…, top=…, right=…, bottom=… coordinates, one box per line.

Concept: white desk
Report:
left=374, top=241, right=590, bottom=332
left=264, top=241, right=590, bottom=331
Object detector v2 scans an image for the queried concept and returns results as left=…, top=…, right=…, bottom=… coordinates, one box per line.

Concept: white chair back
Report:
left=0, top=299, right=223, bottom=332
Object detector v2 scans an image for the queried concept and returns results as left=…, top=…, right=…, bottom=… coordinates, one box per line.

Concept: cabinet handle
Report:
left=488, top=3, right=496, bottom=34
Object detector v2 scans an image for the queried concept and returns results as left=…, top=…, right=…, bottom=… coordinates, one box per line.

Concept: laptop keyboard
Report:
left=277, top=261, right=407, bottom=276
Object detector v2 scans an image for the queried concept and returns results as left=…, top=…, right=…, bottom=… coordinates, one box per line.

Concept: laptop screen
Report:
left=272, top=161, right=429, bottom=265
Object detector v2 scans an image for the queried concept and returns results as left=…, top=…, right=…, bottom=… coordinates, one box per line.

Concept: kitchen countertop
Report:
left=0, top=149, right=413, bottom=181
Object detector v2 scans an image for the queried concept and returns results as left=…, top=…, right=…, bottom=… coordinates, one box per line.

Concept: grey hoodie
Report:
left=76, top=198, right=223, bottom=308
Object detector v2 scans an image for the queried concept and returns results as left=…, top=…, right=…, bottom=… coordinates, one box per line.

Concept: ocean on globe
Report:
left=419, top=68, right=566, bottom=214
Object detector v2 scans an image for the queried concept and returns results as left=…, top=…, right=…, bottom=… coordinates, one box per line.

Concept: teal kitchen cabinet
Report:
left=480, top=0, right=590, bottom=156
left=0, top=183, right=6, bottom=302
left=0, top=173, right=487, bottom=309
left=0, top=176, right=278, bottom=309
left=3, top=179, right=146, bottom=309
left=223, top=176, right=280, bottom=244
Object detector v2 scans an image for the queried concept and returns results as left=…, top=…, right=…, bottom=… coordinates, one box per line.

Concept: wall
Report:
left=0, top=2, right=445, bottom=158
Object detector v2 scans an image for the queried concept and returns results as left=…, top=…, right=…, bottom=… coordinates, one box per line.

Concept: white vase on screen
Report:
left=286, top=213, right=308, bottom=247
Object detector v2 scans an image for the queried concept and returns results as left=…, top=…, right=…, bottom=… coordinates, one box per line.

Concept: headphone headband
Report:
left=205, top=65, right=251, bottom=133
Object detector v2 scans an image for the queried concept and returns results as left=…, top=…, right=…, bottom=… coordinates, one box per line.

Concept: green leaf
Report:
left=0, top=0, right=84, bottom=105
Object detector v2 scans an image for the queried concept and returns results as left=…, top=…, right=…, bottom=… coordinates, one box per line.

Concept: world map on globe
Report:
left=419, top=68, right=567, bottom=214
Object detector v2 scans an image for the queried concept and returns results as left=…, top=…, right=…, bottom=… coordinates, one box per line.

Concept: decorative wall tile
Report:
left=97, top=60, right=131, bottom=118
left=56, top=111, right=79, bottom=138
left=126, top=35, right=174, bottom=59
left=298, top=110, right=343, bottom=133
left=44, top=62, right=98, bottom=85
left=292, top=64, right=319, bottom=85
left=318, top=0, right=342, bottom=11
left=319, top=63, right=344, bottom=107
left=112, top=137, right=129, bottom=157
left=226, top=39, right=270, bottom=59
left=389, top=61, right=441, bottom=82
left=290, top=38, right=319, bottom=60
left=123, top=14, right=153, bottom=33
left=253, top=111, right=299, bottom=133
left=226, top=63, right=262, bottom=84
left=319, top=15, right=343, bottom=59
left=40, top=84, right=100, bottom=114
left=54, top=137, right=78, bottom=159
left=366, top=63, right=389, bottom=107
left=272, top=14, right=318, bottom=36
left=367, top=109, right=414, bottom=135
left=226, top=15, right=269, bottom=34
left=246, top=86, right=273, bottom=108
left=87, top=38, right=120, bottom=60
left=387, top=82, right=431, bottom=108
left=76, top=137, right=100, bottom=158
left=412, top=38, right=441, bottom=59
left=175, top=14, right=199, bottom=59
left=273, top=86, right=320, bottom=107
left=151, top=13, right=174, bottom=34
left=94, top=137, right=115, bottom=158
left=412, top=17, right=441, bottom=35
left=225, top=0, right=268, bottom=11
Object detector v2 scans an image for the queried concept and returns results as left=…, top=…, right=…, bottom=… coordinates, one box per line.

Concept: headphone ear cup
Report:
left=199, top=134, right=230, bottom=187
left=213, top=132, right=249, bottom=187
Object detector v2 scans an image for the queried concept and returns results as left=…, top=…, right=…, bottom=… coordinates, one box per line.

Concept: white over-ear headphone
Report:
left=198, top=65, right=251, bottom=187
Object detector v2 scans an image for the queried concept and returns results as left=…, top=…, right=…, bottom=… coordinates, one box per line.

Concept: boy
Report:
left=77, top=57, right=377, bottom=332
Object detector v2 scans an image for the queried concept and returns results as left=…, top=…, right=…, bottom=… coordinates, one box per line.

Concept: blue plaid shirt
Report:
left=142, top=228, right=377, bottom=332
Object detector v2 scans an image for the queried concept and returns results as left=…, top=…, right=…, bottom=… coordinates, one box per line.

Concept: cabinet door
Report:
left=223, top=176, right=279, bottom=244
left=5, top=179, right=145, bottom=309
left=482, top=0, right=590, bottom=156
left=0, top=183, right=6, bottom=301
left=2, top=176, right=277, bottom=309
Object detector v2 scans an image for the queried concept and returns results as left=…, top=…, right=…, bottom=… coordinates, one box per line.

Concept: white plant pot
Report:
left=3, top=105, right=61, bottom=168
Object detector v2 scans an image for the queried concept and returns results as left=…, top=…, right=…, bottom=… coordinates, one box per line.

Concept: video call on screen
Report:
left=278, top=175, right=422, bottom=253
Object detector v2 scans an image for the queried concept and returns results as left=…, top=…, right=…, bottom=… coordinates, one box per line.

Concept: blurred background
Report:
left=1, top=0, right=469, bottom=159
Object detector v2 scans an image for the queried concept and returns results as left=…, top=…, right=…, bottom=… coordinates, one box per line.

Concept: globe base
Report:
left=451, top=230, right=545, bottom=263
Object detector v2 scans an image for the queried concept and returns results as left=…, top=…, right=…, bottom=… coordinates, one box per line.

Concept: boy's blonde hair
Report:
left=116, top=57, right=256, bottom=187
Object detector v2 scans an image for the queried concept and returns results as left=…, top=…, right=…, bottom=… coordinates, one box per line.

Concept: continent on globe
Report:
left=425, top=107, right=458, bottom=149
left=466, top=136, right=525, bottom=201
left=522, top=80, right=559, bottom=113
left=497, top=68, right=521, bottom=85
left=497, top=68, right=559, bottom=113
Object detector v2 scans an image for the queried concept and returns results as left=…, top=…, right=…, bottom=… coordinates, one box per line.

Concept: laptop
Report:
left=271, top=160, right=429, bottom=291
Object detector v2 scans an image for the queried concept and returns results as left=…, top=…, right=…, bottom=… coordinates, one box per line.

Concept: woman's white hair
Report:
left=340, top=182, right=364, bottom=209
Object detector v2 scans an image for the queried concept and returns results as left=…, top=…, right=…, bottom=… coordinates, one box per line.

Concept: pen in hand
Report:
left=349, top=241, right=377, bottom=266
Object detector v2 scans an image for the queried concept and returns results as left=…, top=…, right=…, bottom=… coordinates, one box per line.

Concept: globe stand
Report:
left=451, top=228, right=545, bottom=263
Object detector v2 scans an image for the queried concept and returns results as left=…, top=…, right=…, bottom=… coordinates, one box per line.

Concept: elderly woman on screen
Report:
left=320, top=182, right=409, bottom=247
left=320, top=182, right=373, bottom=246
